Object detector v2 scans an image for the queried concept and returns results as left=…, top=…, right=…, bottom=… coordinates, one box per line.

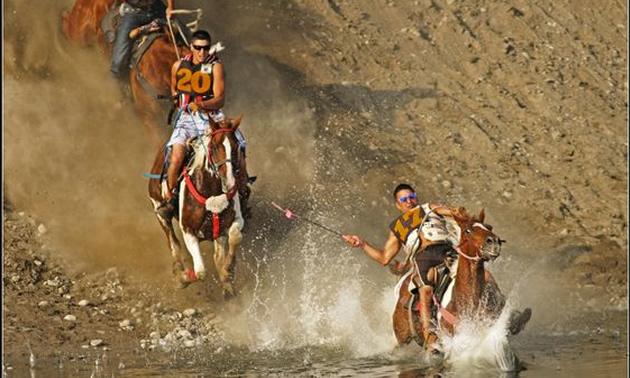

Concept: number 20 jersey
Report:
left=175, top=54, right=220, bottom=108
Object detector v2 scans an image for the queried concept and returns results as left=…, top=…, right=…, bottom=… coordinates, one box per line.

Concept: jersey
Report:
left=175, top=54, right=221, bottom=109
left=389, top=206, right=426, bottom=260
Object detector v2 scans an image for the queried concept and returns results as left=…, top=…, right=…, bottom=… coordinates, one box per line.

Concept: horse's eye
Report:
left=466, top=228, right=473, bottom=234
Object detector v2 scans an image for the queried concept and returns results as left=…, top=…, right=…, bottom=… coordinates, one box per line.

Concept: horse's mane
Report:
left=189, top=133, right=212, bottom=174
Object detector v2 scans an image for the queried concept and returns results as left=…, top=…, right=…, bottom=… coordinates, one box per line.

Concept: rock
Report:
left=90, top=339, right=103, bottom=347
left=119, top=319, right=134, bottom=331
left=37, top=301, right=49, bottom=307
left=37, top=224, right=47, bottom=234
left=63, top=315, right=76, bottom=322
left=149, top=331, right=160, bottom=339
left=183, top=308, right=197, bottom=317
left=78, top=299, right=90, bottom=307
left=184, top=340, right=196, bottom=348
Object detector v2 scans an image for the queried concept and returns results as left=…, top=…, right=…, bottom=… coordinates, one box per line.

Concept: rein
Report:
left=207, top=128, right=236, bottom=173
left=455, top=236, right=482, bottom=261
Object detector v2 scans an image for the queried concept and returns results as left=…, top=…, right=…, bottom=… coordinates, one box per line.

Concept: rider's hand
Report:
left=342, top=234, right=364, bottom=248
left=166, top=7, right=173, bottom=20
left=188, top=102, right=202, bottom=113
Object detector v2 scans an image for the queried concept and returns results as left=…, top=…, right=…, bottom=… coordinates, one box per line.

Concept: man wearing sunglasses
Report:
left=343, top=183, right=530, bottom=348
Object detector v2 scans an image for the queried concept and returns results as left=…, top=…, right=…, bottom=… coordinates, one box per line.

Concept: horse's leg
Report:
left=213, top=225, right=240, bottom=299
left=149, top=197, right=190, bottom=286
left=181, top=231, right=207, bottom=281
left=148, top=146, right=189, bottom=287
left=483, top=270, right=506, bottom=314
left=393, top=289, right=413, bottom=345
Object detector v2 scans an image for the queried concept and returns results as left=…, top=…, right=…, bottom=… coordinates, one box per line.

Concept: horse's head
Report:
left=452, top=208, right=503, bottom=261
left=204, top=115, right=243, bottom=193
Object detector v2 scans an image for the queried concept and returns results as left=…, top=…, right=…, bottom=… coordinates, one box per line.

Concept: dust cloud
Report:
left=3, top=0, right=316, bottom=281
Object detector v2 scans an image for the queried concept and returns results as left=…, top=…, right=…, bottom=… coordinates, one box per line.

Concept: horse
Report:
left=147, top=115, right=245, bottom=297
left=392, top=208, right=509, bottom=350
left=61, top=0, right=186, bottom=146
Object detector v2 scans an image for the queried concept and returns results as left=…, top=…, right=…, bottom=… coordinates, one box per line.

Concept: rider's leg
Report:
left=110, top=12, right=152, bottom=79
left=166, top=143, right=186, bottom=199
left=419, top=284, right=434, bottom=342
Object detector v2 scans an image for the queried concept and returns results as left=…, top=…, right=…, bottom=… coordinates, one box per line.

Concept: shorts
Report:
left=415, top=242, right=454, bottom=286
left=167, top=110, right=225, bottom=147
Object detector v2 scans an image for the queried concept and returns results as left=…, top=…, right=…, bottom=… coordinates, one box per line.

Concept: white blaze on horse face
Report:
left=223, top=137, right=236, bottom=190
left=473, top=223, right=489, bottom=232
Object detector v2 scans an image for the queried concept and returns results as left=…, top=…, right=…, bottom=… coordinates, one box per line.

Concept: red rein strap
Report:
left=433, top=295, right=460, bottom=326
left=183, top=168, right=207, bottom=205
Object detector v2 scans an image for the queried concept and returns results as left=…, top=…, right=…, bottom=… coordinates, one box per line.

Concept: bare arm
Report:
left=170, top=60, right=181, bottom=97
left=343, top=231, right=402, bottom=266
left=165, top=0, right=174, bottom=19
left=429, top=203, right=464, bottom=218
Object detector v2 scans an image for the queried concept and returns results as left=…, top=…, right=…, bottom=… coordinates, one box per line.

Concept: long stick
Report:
left=270, top=202, right=344, bottom=237
left=167, top=17, right=181, bottom=60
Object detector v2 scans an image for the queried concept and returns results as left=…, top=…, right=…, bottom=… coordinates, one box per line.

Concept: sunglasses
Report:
left=397, top=193, right=417, bottom=203
left=192, top=44, right=211, bottom=51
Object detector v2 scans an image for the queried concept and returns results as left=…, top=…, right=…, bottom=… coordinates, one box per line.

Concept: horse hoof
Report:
left=184, top=268, right=198, bottom=281
left=196, top=270, right=207, bottom=280
left=508, top=307, right=532, bottom=335
left=174, top=279, right=190, bottom=289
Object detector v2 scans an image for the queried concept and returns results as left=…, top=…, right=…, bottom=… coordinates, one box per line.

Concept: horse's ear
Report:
left=231, top=114, right=244, bottom=130
left=477, top=208, right=485, bottom=223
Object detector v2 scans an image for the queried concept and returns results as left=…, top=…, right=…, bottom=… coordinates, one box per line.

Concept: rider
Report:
left=110, top=0, right=175, bottom=79
left=342, top=183, right=531, bottom=347
left=158, top=30, right=250, bottom=216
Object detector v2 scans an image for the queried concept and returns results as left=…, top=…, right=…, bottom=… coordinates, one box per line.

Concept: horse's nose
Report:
left=486, top=236, right=496, bottom=245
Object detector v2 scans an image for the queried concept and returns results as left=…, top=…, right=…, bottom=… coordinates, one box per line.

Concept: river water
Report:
left=4, top=310, right=627, bottom=377
left=4, top=222, right=627, bottom=377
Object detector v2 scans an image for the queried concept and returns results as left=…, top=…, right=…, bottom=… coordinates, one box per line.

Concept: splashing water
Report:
left=224, top=199, right=399, bottom=359
left=438, top=303, right=522, bottom=374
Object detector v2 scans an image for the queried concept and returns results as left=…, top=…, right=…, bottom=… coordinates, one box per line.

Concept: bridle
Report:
left=206, top=127, right=237, bottom=175
left=455, top=222, right=503, bottom=261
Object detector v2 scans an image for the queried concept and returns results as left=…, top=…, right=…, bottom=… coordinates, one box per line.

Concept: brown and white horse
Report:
left=393, top=208, right=505, bottom=349
left=147, top=116, right=245, bottom=297
left=61, top=0, right=185, bottom=146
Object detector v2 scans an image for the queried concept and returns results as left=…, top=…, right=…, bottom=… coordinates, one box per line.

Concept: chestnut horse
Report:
left=148, top=116, right=245, bottom=297
left=393, top=209, right=506, bottom=349
left=61, top=0, right=185, bottom=146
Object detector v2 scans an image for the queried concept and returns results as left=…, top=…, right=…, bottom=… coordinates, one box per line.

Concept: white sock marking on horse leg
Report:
left=232, top=194, right=245, bottom=231
left=182, top=232, right=206, bottom=279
